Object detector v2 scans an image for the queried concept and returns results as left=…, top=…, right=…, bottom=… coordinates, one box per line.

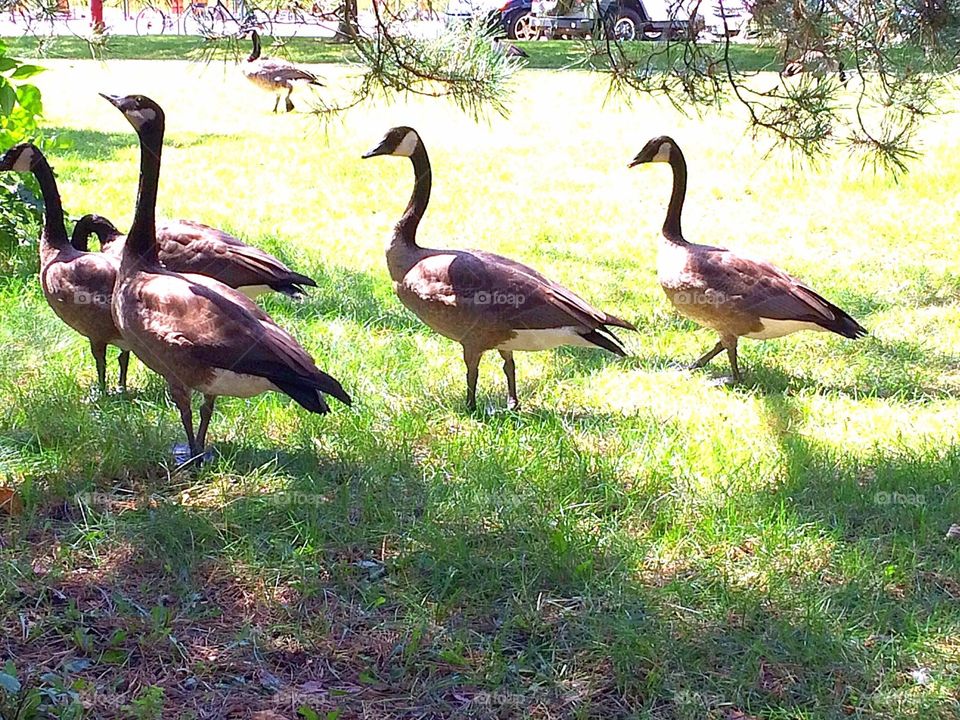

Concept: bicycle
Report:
left=182, top=0, right=272, bottom=39
left=135, top=3, right=178, bottom=34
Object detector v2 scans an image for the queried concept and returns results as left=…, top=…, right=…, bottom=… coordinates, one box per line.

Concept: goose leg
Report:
left=689, top=340, right=724, bottom=370
left=90, top=340, right=108, bottom=394
left=117, top=350, right=130, bottom=395
left=499, top=349, right=519, bottom=410
left=284, top=89, right=294, bottom=112
left=195, top=394, right=216, bottom=451
left=723, top=337, right=742, bottom=383
left=272, top=93, right=280, bottom=113
left=463, top=346, right=482, bottom=412
left=168, top=382, right=199, bottom=458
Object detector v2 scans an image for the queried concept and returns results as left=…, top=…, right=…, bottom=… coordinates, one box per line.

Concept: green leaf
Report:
left=15, top=84, right=42, bottom=114
left=297, top=707, right=320, bottom=720
left=0, top=58, right=17, bottom=73
left=10, top=64, right=44, bottom=80
left=0, top=84, right=16, bottom=116
left=0, top=671, right=21, bottom=694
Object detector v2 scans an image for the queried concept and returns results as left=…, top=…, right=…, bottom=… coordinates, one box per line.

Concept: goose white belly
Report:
left=495, top=327, right=594, bottom=352
left=745, top=318, right=826, bottom=340
left=196, top=369, right=277, bottom=397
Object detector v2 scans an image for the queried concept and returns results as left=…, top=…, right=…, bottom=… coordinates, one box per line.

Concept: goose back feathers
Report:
left=72, top=214, right=317, bottom=298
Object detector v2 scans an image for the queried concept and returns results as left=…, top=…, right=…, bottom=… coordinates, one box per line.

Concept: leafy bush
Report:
left=0, top=39, right=46, bottom=276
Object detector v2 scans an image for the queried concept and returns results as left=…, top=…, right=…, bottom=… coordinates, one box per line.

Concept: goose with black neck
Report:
left=0, top=143, right=131, bottom=394
left=629, top=135, right=867, bottom=383
left=363, top=126, right=636, bottom=411
left=101, top=93, right=350, bottom=463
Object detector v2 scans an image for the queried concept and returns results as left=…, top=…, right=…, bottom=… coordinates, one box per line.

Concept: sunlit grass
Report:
left=0, top=59, right=959, bottom=718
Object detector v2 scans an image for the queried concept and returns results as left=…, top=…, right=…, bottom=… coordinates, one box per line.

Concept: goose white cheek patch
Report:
left=653, top=144, right=672, bottom=162
left=128, top=108, right=157, bottom=128
left=12, top=148, right=34, bottom=172
left=394, top=131, right=419, bottom=157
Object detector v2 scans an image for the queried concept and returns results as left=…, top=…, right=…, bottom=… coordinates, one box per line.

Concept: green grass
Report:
left=1, top=33, right=784, bottom=70
left=1, top=59, right=960, bottom=718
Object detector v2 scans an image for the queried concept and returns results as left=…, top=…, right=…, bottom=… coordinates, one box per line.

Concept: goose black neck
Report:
left=31, top=151, right=69, bottom=249
left=663, top=147, right=687, bottom=242
left=126, top=126, right=163, bottom=264
left=248, top=32, right=261, bottom=62
left=395, top=142, right=431, bottom=245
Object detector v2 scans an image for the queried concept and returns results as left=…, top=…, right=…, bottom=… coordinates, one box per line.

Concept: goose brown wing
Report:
left=257, top=59, right=320, bottom=84
left=467, top=250, right=636, bottom=331
left=694, top=247, right=867, bottom=337
left=138, top=273, right=349, bottom=405
left=156, top=220, right=316, bottom=290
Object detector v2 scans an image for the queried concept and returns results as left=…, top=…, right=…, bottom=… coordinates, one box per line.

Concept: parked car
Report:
left=703, top=0, right=751, bottom=38
left=444, top=0, right=538, bottom=40
left=529, top=0, right=701, bottom=41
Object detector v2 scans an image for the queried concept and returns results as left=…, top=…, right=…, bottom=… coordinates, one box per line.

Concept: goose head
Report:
left=628, top=136, right=677, bottom=167
left=362, top=126, right=421, bottom=159
left=0, top=142, right=41, bottom=173
left=99, top=93, right=165, bottom=140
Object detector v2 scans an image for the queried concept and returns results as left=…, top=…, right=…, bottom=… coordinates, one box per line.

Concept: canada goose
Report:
left=491, top=36, right=529, bottom=58
left=243, top=30, right=323, bottom=113
left=628, top=135, right=866, bottom=382
left=0, top=144, right=131, bottom=393
left=782, top=49, right=847, bottom=86
left=101, top=93, right=350, bottom=459
left=71, top=214, right=317, bottom=298
left=362, top=126, right=635, bottom=411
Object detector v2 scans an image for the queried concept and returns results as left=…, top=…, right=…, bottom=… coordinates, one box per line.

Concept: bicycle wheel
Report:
left=135, top=7, right=167, bottom=35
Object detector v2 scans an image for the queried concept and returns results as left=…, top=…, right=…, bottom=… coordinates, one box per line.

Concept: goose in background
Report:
left=491, top=36, right=528, bottom=58
left=363, top=126, right=635, bottom=411
left=0, top=144, right=131, bottom=393
left=782, top=49, right=847, bottom=86
left=101, top=93, right=349, bottom=460
left=628, top=135, right=866, bottom=383
left=71, top=214, right=317, bottom=298
left=243, top=30, right=323, bottom=113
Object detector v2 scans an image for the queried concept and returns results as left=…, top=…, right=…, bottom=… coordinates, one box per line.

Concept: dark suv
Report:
left=530, top=0, right=699, bottom=41
left=444, top=0, right=538, bottom=40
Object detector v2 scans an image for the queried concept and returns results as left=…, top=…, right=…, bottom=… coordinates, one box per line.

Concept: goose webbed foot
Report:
left=172, top=443, right=214, bottom=467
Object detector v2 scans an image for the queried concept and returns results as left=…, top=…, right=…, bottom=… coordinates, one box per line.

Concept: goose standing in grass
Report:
left=0, top=144, right=131, bottom=393
left=71, top=214, right=317, bottom=298
left=363, top=126, right=635, bottom=411
left=628, top=135, right=866, bottom=383
left=101, top=93, right=350, bottom=461
left=243, top=30, right=323, bottom=113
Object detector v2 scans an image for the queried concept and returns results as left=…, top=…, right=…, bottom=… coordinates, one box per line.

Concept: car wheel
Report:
left=508, top=11, right=539, bottom=41
left=612, top=9, right=642, bottom=41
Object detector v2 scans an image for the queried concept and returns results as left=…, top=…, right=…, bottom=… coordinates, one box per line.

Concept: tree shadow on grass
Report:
left=49, top=126, right=226, bottom=164
left=5, top=402, right=960, bottom=717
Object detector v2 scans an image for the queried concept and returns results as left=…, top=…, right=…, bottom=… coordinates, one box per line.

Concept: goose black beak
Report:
left=627, top=154, right=645, bottom=168
left=361, top=139, right=391, bottom=159
left=99, top=93, right=124, bottom=109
